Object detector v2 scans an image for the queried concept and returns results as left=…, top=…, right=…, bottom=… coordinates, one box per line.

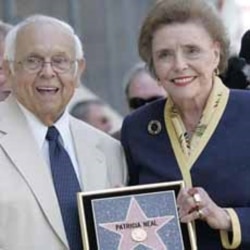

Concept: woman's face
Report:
left=152, top=22, right=220, bottom=102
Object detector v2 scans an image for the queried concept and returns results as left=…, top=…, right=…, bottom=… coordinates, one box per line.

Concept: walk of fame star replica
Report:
left=77, top=180, right=197, bottom=250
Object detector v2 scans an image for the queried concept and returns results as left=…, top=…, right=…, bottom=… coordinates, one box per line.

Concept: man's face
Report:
left=128, top=72, right=167, bottom=110
left=0, top=39, right=11, bottom=101
left=7, top=23, right=85, bottom=125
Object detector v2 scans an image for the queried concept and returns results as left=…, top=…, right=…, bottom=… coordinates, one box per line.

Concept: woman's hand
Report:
left=177, top=187, right=232, bottom=231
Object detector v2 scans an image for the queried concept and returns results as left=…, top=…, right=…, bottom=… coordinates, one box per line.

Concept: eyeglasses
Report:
left=13, top=55, right=77, bottom=74
left=128, top=96, right=163, bottom=109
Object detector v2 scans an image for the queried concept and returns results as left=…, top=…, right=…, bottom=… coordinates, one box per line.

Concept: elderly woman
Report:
left=121, top=0, right=250, bottom=249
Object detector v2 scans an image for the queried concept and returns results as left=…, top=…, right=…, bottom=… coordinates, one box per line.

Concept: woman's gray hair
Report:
left=3, top=15, right=84, bottom=62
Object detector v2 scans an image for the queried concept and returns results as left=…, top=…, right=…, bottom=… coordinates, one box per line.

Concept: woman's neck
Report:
left=173, top=95, right=208, bottom=135
left=171, top=78, right=214, bottom=135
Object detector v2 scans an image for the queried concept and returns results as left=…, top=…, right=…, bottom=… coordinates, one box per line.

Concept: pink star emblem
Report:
left=99, top=197, right=174, bottom=250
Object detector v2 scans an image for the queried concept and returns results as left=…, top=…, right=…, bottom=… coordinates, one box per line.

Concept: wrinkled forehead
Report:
left=15, top=22, right=75, bottom=58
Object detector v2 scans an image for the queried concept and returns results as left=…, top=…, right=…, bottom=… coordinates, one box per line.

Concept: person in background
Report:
left=113, top=63, right=167, bottom=140
left=239, top=30, right=250, bottom=86
left=70, top=99, right=112, bottom=134
left=239, top=30, right=250, bottom=64
left=0, top=20, right=12, bottom=101
left=121, top=0, right=250, bottom=249
left=0, top=15, right=126, bottom=250
left=125, top=62, right=167, bottom=111
left=222, top=29, right=250, bottom=89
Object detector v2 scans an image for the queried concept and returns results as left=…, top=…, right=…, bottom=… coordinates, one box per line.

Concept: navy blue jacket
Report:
left=121, top=90, right=250, bottom=249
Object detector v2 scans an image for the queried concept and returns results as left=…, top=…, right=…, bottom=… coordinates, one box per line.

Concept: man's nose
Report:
left=39, top=62, right=56, bottom=77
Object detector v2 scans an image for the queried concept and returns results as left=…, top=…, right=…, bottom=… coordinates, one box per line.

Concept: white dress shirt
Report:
left=18, top=103, right=83, bottom=188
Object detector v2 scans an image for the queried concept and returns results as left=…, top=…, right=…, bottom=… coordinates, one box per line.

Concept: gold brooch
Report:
left=147, top=120, right=162, bottom=135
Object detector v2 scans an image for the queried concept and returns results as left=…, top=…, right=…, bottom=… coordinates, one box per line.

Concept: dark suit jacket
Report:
left=121, top=91, right=250, bottom=249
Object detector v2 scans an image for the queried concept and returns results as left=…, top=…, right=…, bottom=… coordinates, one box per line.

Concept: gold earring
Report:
left=214, top=68, right=220, bottom=76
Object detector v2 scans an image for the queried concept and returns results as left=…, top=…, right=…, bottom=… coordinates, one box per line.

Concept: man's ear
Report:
left=2, top=60, right=14, bottom=92
left=75, top=58, right=86, bottom=87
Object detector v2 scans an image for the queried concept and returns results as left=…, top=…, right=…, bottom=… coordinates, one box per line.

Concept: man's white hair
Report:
left=3, top=14, right=84, bottom=62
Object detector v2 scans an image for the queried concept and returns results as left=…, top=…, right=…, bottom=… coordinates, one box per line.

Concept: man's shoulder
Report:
left=70, top=115, right=120, bottom=145
left=0, top=97, right=21, bottom=126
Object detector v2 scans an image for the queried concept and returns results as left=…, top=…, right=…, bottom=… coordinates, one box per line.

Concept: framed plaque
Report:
left=77, top=180, right=197, bottom=250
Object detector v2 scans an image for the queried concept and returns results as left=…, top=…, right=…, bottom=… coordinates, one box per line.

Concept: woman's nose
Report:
left=173, top=53, right=188, bottom=71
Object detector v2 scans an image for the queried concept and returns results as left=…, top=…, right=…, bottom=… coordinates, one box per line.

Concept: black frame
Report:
left=77, top=180, right=197, bottom=250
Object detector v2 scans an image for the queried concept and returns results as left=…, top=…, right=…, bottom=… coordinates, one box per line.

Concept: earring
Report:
left=214, top=68, right=220, bottom=76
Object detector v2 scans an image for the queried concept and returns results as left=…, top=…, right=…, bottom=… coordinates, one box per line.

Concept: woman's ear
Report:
left=213, top=41, right=221, bottom=69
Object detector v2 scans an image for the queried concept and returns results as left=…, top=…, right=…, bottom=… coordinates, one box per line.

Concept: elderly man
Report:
left=0, top=20, right=12, bottom=101
left=0, top=15, right=126, bottom=250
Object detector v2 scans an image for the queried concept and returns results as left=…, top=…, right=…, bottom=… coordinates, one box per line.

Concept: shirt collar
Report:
left=18, top=102, right=71, bottom=149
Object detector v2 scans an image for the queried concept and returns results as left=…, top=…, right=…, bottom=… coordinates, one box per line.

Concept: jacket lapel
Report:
left=70, top=118, right=108, bottom=191
left=0, top=97, right=68, bottom=247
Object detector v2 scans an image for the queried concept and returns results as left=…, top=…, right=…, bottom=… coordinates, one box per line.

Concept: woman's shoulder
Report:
left=124, top=98, right=166, bottom=124
left=228, top=89, right=250, bottom=109
left=224, top=90, right=250, bottom=118
left=229, top=89, right=250, bottom=103
left=121, top=98, right=166, bottom=142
